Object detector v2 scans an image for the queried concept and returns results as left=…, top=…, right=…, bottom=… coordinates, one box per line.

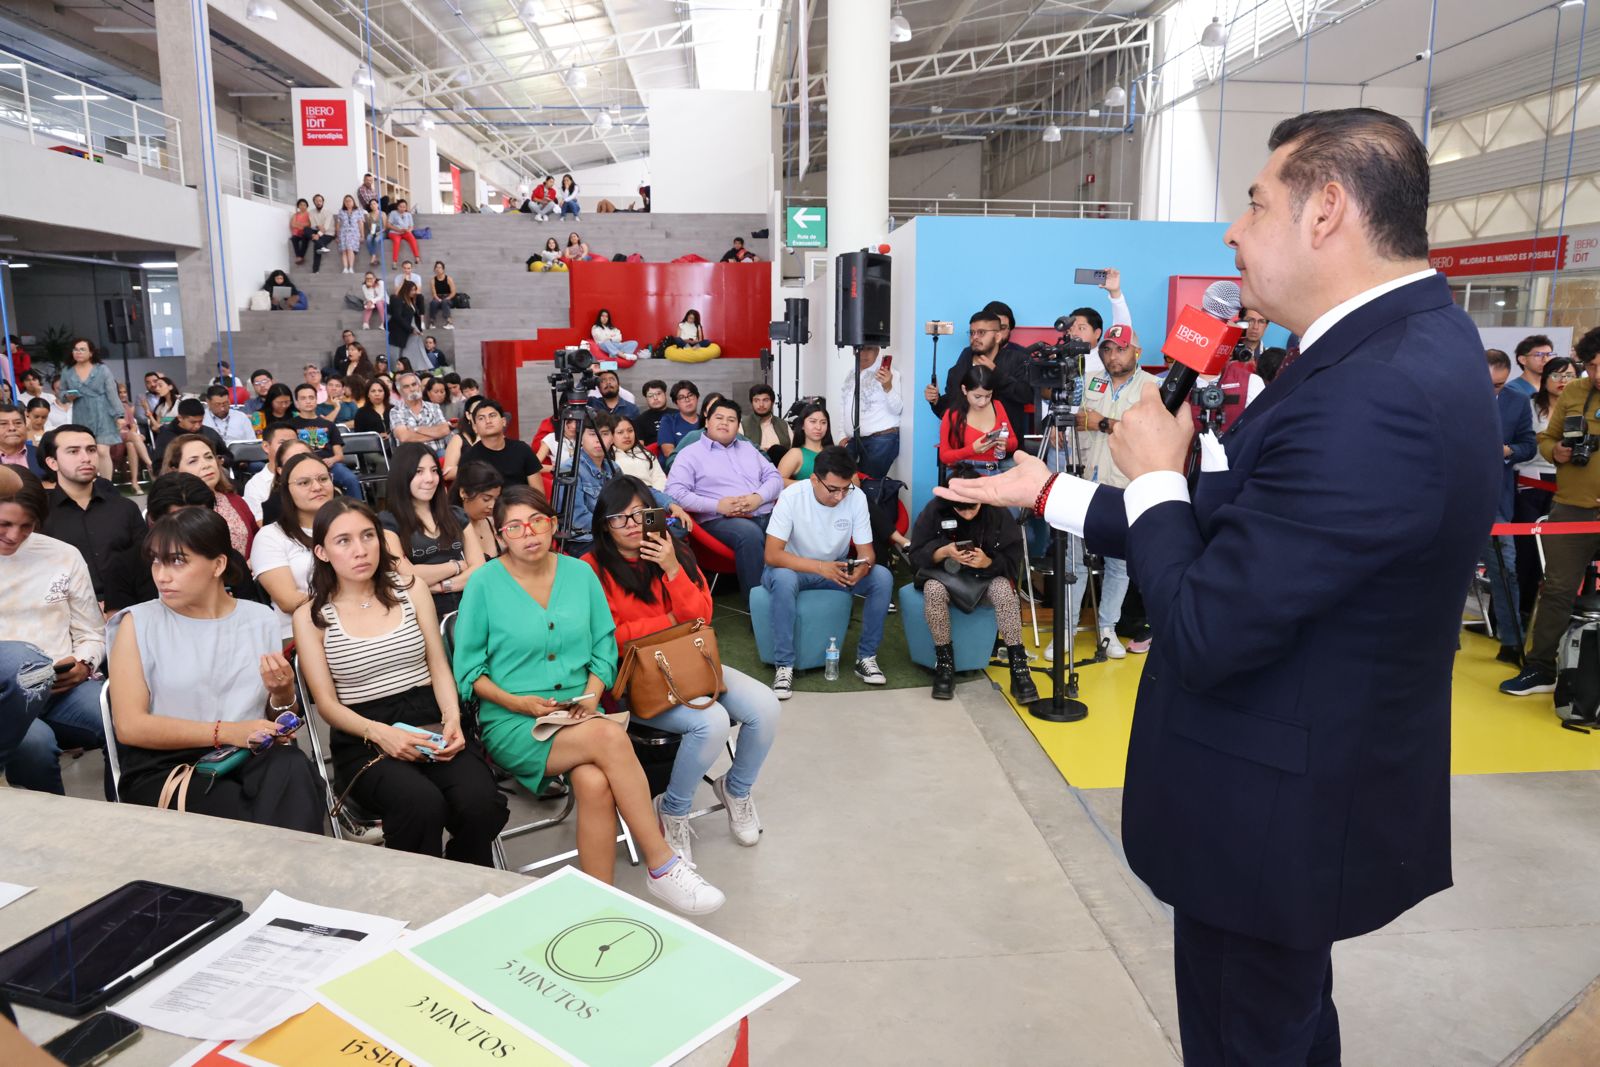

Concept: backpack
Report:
left=343, top=293, right=363, bottom=310
left=1554, top=601, right=1600, bottom=731
left=248, top=290, right=271, bottom=311
left=450, top=293, right=471, bottom=309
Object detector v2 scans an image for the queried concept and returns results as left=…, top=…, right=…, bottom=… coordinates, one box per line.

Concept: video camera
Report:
left=548, top=346, right=597, bottom=408
left=1562, top=414, right=1597, bottom=466
left=1193, top=381, right=1240, bottom=432
left=1025, top=316, right=1091, bottom=388
left=784, top=395, right=826, bottom=422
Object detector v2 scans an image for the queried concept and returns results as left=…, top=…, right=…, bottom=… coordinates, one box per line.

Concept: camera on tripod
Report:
left=1024, top=316, right=1091, bottom=388
left=548, top=346, right=597, bottom=407
left=1194, top=382, right=1239, bottom=432
left=1562, top=414, right=1597, bottom=466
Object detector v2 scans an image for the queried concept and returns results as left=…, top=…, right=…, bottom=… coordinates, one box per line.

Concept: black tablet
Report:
left=0, top=880, right=244, bottom=1016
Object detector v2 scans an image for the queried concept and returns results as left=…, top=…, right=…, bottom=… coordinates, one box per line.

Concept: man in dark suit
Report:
left=1486, top=348, right=1536, bottom=663
left=937, top=108, right=1500, bottom=1062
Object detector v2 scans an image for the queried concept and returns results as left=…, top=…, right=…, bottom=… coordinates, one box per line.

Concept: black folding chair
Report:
left=341, top=432, right=390, bottom=507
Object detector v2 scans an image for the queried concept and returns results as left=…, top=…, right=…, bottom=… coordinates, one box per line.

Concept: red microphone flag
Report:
left=1162, top=304, right=1245, bottom=376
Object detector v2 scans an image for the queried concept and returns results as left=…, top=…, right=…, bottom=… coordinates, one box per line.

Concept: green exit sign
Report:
left=786, top=205, right=827, bottom=248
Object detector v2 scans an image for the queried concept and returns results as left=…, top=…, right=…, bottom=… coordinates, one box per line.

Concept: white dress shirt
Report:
left=1043, top=268, right=1438, bottom=537
left=203, top=407, right=256, bottom=442
left=841, top=353, right=904, bottom=437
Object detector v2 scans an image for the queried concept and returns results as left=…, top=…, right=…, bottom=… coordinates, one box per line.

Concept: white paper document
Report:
left=115, top=890, right=407, bottom=1041
left=0, top=882, right=34, bottom=910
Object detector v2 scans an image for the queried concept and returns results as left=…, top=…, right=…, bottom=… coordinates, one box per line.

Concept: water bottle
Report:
left=993, top=422, right=1009, bottom=463
left=824, top=637, right=841, bottom=681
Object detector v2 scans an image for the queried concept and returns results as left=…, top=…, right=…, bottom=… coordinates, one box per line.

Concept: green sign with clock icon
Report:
left=544, top=917, right=664, bottom=984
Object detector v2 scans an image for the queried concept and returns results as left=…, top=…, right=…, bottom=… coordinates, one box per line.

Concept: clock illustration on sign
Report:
left=545, top=917, right=664, bottom=983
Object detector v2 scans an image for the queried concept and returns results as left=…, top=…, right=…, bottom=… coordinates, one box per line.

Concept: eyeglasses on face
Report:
left=289, top=474, right=333, bottom=490
left=815, top=478, right=852, bottom=497
left=968, top=328, right=996, bottom=338
left=604, top=507, right=654, bottom=529
left=1549, top=370, right=1578, bottom=381
left=500, top=515, right=557, bottom=539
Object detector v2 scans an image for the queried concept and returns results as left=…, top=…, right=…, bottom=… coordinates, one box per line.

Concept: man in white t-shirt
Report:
left=242, top=423, right=303, bottom=523
left=760, top=446, right=892, bottom=698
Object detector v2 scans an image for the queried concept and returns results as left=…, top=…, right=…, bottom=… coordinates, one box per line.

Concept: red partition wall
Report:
left=482, top=260, right=772, bottom=437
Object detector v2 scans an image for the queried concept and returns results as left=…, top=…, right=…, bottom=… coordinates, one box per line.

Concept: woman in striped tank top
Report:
left=294, top=497, right=507, bottom=864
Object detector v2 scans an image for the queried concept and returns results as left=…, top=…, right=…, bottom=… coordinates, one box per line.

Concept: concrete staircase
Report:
left=223, top=211, right=771, bottom=389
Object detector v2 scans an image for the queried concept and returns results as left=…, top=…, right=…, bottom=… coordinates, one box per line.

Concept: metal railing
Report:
left=787, top=195, right=1134, bottom=221
left=0, top=48, right=183, bottom=185
left=216, top=134, right=293, bottom=204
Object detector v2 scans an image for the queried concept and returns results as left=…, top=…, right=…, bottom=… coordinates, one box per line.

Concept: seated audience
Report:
left=107, top=508, right=322, bottom=830
left=381, top=443, right=484, bottom=615
left=338, top=338, right=377, bottom=383
left=720, top=237, right=759, bottom=263
left=462, top=400, right=542, bottom=488
left=743, top=385, right=791, bottom=465
left=558, top=175, right=580, bottom=218
left=427, top=261, right=457, bottom=331
left=153, top=398, right=231, bottom=472
left=924, top=307, right=1033, bottom=423
left=305, top=193, right=337, bottom=273
left=355, top=377, right=394, bottom=436
left=289, top=197, right=313, bottom=262
left=585, top=477, right=780, bottom=860
left=245, top=369, right=275, bottom=415
left=634, top=380, right=670, bottom=447
left=161, top=434, right=258, bottom=557
left=938, top=365, right=1019, bottom=473
left=559, top=416, right=688, bottom=557
left=202, top=386, right=254, bottom=443
left=250, top=384, right=296, bottom=437
left=0, top=403, right=45, bottom=479
left=364, top=200, right=384, bottom=266
left=665, top=397, right=780, bottom=595
left=657, top=380, right=702, bottom=458
left=591, top=310, right=639, bottom=360
left=41, top=425, right=147, bottom=612
left=761, top=447, right=891, bottom=696
left=453, top=461, right=505, bottom=562
left=387, top=199, right=420, bottom=263
left=24, top=398, right=51, bottom=447
left=360, top=273, right=386, bottom=329
left=611, top=415, right=666, bottom=491
left=0, top=465, right=108, bottom=794
left=322, top=377, right=358, bottom=429
left=250, top=452, right=335, bottom=637
left=421, top=336, right=449, bottom=371
left=461, top=378, right=482, bottom=399
left=264, top=268, right=302, bottom=311
left=589, top=369, right=639, bottom=419
left=424, top=378, right=451, bottom=414
left=677, top=308, right=712, bottom=348
left=114, top=382, right=154, bottom=489
left=390, top=371, right=451, bottom=458
left=451, top=487, right=722, bottom=913
left=148, top=374, right=181, bottom=424
left=777, top=403, right=834, bottom=485
left=562, top=231, right=590, bottom=262
left=528, top=237, right=566, bottom=272
left=303, top=364, right=330, bottom=404
left=243, top=422, right=302, bottom=523
left=908, top=468, right=1034, bottom=701
left=291, top=383, right=363, bottom=498
left=530, top=176, right=558, bottom=221
left=536, top=414, right=580, bottom=473
left=295, top=498, right=508, bottom=862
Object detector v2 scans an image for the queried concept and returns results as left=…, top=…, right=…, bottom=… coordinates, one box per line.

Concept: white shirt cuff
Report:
left=1042, top=475, right=1099, bottom=538
left=1124, top=470, right=1190, bottom=527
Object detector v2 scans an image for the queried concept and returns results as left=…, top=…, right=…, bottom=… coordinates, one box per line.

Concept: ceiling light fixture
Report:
left=1004, top=105, right=1019, bottom=116
left=245, top=0, right=278, bottom=22
left=562, top=66, right=588, bottom=88
left=2, top=263, right=29, bottom=270
left=889, top=14, right=912, bottom=43
left=1561, top=0, right=1585, bottom=8
left=593, top=111, right=614, bottom=134
left=1200, top=17, right=1228, bottom=48
left=930, top=105, right=943, bottom=114
left=54, top=94, right=109, bottom=102
left=140, top=260, right=178, bottom=269
left=608, top=103, right=622, bottom=117
left=519, top=0, right=541, bottom=18
left=352, top=64, right=375, bottom=88
left=1104, top=85, right=1127, bottom=109
left=421, top=116, right=436, bottom=130
left=941, top=133, right=986, bottom=141
left=1042, top=125, right=1062, bottom=143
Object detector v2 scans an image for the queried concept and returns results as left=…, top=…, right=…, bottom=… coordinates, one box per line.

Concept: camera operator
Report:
left=1062, top=268, right=1134, bottom=382
left=1502, top=326, right=1600, bottom=696
left=1235, top=308, right=1271, bottom=362
left=1190, top=350, right=1264, bottom=437
left=924, top=309, right=1032, bottom=423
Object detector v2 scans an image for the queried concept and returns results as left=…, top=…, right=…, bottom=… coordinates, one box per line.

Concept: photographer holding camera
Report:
left=1502, top=327, right=1600, bottom=696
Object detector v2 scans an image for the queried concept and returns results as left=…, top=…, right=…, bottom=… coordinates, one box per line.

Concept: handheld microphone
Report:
left=1158, top=280, right=1246, bottom=414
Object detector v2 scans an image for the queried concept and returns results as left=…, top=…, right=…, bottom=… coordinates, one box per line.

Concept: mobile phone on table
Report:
left=1074, top=268, right=1108, bottom=286
left=641, top=507, right=666, bottom=534
left=41, top=1011, right=142, bottom=1066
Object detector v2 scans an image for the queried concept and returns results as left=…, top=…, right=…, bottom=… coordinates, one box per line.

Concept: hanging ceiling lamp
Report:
left=1200, top=17, right=1228, bottom=48
left=245, top=0, right=278, bottom=22
left=1042, top=125, right=1062, bottom=143
left=352, top=64, right=375, bottom=89
left=1103, top=85, right=1127, bottom=109
left=562, top=66, right=588, bottom=89
left=519, top=0, right=540, bottom=19
left=593, top=110, right=614, bottom=134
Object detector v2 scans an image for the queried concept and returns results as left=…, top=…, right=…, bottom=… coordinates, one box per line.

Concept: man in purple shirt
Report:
left=665, top=397, right=781, bottom=595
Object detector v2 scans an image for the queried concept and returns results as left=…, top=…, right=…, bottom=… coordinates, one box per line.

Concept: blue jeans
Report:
left=648, top=666, right=781, bottom=817
left=1483, top=534, right=1522, bottom=647
left=702, top=514, right=771, bottom=595
left=0, top=642, right=107, bottom=796
left=762, top=563, right=893, bottom=665
left=561, top=201, right=580, bottom=218
left=1063, top=534, right=1130, bottom=632
left=598, top=340, right=639, bottom=357
left=850, top=431, right=900, bottom=481
left=330, top=460, right=362, bottom=498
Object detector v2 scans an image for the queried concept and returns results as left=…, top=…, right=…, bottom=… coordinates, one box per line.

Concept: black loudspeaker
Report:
left=104, top=298, right=133, bottom=345
left=834, top=251, right=890, bottom=348
left=783, top=296, right=811, bottom=344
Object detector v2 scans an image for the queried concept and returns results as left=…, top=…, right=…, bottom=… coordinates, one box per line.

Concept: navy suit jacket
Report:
left=1495, top=387, right=1536, bottom=521
left=1082, top=273, right=1499, bottom=949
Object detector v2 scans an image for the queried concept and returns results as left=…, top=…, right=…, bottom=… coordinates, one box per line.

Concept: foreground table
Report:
left=0, top=791, right=736, bottom=1065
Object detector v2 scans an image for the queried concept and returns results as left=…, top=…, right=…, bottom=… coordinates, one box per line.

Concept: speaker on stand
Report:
left=768, top=297, right=811, bottom=414
left=834, top=250, right=891, bottom=349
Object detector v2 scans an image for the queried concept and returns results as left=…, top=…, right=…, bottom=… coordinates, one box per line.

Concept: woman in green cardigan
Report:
left=451, top=486, right=725, bottom=915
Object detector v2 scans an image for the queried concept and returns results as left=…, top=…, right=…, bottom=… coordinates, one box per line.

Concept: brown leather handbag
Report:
left=612, top=618, right=726, bottom=719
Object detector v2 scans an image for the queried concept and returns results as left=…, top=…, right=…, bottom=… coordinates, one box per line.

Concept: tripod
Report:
left=1027, top=379, right=1091, bottom=724
left=546, top=372, right=606, bottom=551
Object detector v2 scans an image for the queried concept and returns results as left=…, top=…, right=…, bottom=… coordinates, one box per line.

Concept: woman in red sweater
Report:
left=583, top=476, right=781, bottom=868
left=938, top=364, right=1019, bottom=472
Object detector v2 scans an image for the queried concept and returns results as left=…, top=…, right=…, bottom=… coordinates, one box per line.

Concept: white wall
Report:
left=290, top=88, right=370, bottom=209
left=218, top=194, right=291, bottom=330
left=0, top=139, right=203, bottom=249
left=997, top=131, right=1141, bottom=206
left=649, top=90, right=772, bottom=214
left=399, top=135, right=444, bottom=214
left=795, top=143, right=984, bottom=201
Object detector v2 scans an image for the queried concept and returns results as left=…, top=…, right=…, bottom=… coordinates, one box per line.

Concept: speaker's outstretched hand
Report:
left=933, top=451, right=1052, bottom=511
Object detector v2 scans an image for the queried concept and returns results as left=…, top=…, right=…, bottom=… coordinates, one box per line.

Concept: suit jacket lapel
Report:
left=1225, top=273, right=1454, bottom=440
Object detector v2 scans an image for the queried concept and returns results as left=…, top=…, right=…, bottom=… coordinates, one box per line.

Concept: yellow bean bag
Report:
left=664, top=343, right=721, bottom=363
left=527, top=261, right=568, bottom=273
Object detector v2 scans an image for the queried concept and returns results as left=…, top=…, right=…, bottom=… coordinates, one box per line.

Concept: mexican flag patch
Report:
left=1088, top=376, right=1110, bottom=394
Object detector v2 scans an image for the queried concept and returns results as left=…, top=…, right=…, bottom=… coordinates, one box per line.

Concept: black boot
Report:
left=932, top=643, right=955, bottom=700
left=1007, top=644, right=1039, bottom=703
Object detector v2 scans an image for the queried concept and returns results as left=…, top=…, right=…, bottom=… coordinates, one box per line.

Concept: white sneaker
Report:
left=652, top=793, right=696, bottom=866
left=772, top=665, right=793, bottom=700
left=1099, top=627, right=1126, bottom=660
left=444, top=323, right=455, bottom=329
left=712, top=776, right=760, bottom=846
left=645, top=857, right=725, bottom=915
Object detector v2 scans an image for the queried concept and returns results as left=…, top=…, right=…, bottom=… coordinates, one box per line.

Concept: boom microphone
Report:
left=1158, top=280, right=1246, bottom=414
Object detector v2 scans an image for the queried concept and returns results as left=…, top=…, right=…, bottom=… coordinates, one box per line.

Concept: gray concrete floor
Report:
left=52, top=676, right=1600, bottom=1065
